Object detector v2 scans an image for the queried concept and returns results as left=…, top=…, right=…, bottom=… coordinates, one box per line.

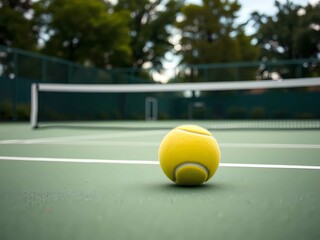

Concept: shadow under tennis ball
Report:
left=143, top=181, right=233, bottom=193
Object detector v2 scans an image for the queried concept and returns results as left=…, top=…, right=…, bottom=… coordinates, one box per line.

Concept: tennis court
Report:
left=1, top=120, right=320, bottom=240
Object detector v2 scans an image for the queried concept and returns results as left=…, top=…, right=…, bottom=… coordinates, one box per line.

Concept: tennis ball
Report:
left=158, top=125, right=220, bottom=186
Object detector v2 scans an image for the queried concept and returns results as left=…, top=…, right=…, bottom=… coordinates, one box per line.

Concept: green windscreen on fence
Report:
left=36, top=87, right=320, bottom=122
left=1, top=44, right=320, bottom=122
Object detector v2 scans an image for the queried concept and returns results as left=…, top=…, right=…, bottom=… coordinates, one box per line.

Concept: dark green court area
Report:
left=1, top=121, right=320, bottom=240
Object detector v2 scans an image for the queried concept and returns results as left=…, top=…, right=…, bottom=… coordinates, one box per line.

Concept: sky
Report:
left=186, top=0, right=317, bottom=19
left=184, top=0, right=318, bottom=34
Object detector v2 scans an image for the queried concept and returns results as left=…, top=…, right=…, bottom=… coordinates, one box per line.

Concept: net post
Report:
left=30, top=83, right=39, bottom=129
left=154, top=98, right=158, bottom=120
left=145, top=97, right=158, bottom=121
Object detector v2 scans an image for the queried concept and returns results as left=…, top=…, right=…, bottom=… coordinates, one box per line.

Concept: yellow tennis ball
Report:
left=158, top=125, right=220, bottom=186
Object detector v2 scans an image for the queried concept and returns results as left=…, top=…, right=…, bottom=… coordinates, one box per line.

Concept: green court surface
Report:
left=1, top=121, right=320, bottom=240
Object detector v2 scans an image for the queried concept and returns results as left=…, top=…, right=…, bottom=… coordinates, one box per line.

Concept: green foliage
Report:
left=227, top=106, right=247, bottom=119
left=114, top=0, right=183, bottom=68
left=0, top=0, right=37, bottom=50
left=0, top=101, right=12, bottom=120
left=236, top=28, right=260, bottom=62
left=250, top=107, right=266, bottom=119
left=176, top=1, right=258, bottom=63
left=294, top=3, right=320, bottom=59
left=251, top=1, right=320, bottom=60
left=34, top=0, right=132, bottom=67
left=175, top=0, right=259, bottom=81
left=16, top=103, right=30, bottom=120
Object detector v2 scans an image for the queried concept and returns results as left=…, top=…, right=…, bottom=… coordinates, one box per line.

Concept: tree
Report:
left=34, top=0, right=131, bottom=67
left=0, top=0, right=37, bottom=50
left=250, top=1, right=320, bottom=78
left=294, top=3, right=320, bottom=59
left=175, top=0, right=259, bottom=81
left=176, top=0, right=258, bottom=64
left=113, top=0, right=183, bottom=68
left=251, top=0, right=320, bottom=60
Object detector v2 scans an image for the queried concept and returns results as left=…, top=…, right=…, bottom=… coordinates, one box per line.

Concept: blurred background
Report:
left=0, top=0, right=319, bottom=122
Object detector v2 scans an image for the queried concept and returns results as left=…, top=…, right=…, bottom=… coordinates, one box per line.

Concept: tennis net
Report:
left=30, top=77, right=320, bottom=129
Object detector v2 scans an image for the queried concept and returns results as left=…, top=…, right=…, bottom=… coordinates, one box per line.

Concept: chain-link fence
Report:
left=1, top=44, right=319, bottom=121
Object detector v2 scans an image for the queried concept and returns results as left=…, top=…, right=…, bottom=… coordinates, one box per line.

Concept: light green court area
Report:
left=1, top=121, right=320, bottom=240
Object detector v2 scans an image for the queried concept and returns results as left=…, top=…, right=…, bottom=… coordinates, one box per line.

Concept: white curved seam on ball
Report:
left=173, top=162, right=210, bottom=182
left=175, top=129, right=214, bottom=138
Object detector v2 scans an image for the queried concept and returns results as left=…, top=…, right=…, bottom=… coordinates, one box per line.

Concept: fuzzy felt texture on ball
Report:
left=158, top=125, right=220, bottom=186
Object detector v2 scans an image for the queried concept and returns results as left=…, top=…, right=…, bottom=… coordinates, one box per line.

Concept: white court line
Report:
left=0, top=156, right=157, bottom=165
left=1, top=138, right=320, bottom=149
left=220, top=143, right=320, bottom=149
left=56, top=142, right=320, bottom=149
left=50, top=141, right=160, bottom=146
left=220, top=163, right=320, bottom=170
left=0, top=130, right=166, bottom=144
left=1, top=156, right=320, bottom=170
left=35, top=142, right=320, bottom=149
